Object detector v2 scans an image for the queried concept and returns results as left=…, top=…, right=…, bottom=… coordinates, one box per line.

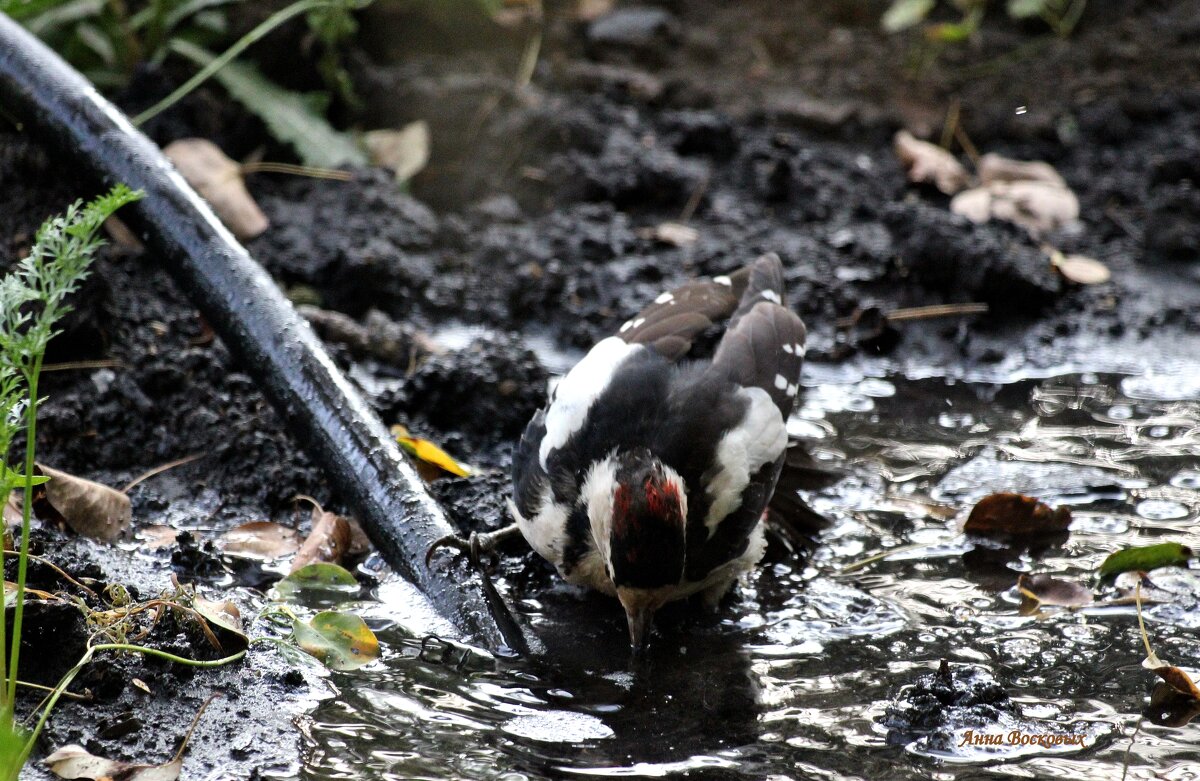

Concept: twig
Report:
left=679, top=170, right=711, bottom=224
left=836, top=303, right=988, bottom=329
left=14, top=679, right=91, bottom=701
left=41, top=359, right=124, bottom=373
left=240, top=162, right=352, bottom=181
left=121, top=453, right=203, bottom=493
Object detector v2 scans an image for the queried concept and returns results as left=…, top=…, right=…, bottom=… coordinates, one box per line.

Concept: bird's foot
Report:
left=425, top=523, right=522, bottom=569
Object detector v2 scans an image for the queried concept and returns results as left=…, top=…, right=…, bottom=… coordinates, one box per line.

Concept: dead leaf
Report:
left=1016, top=573, right=1093, bottom=615
left=137, top=524, right=179, bottom=550
left=290, top=497, right=352, bottom=573
left=1052, top=252, right=1111, bottom=285
left=951, top=180, right=1079, bottom=237
left=163, top=138, right=269, bottom=241
left=391, top=424, right=472, bottom=478
left=652, top=221, right=699, bottom=247
left=193, top=595, right=247, bottom=652
left=963, top=492, right=1072, bottom=537
left=894, top=130, right=969, bottom=195
left=45, top=692, right=216, bottom=780
left=218, top=521, right=302, bottom=560
left=978, top=153, right=1066, bottom=187
left=1147, top=681, right=1200, bottom=727
left=34, top=464, right=131, bottom=542
left=576, top=0, right=615, bottom=21
left=44, top=744, right=182, bottom=780
left=362, top=121, right=430, bottom=183
left=132, top=678, right=152, bottom=695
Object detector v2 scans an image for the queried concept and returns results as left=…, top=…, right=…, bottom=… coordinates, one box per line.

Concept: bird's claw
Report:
left=425, top=531, right=495, bottom=569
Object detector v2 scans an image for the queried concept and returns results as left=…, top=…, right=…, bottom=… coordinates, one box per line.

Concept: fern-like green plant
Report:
left=0, top=185, right=141, bottom=780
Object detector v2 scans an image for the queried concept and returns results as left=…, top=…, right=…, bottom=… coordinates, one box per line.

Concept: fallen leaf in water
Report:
left=137, top=524, right=179, bottom=550
left=193, top=595, right=247, bottom=652
left=363, top=121, right=430, bottom=183
left=218, top=521, right=302, bottom=560
left=1016, top=573, right=1093, bottom=615
left=290, top=498, right=351, bottom=573
left=164, top=139, right=269, bottom=240
left=292, top=610, right=379, bottom=670
left=391, top=425, right=472, bottom=478
left=1052, top=252, right=1111, bottom=285
left=1147, top=681, right=1200, bottom=727
left=1135, top=581, right=1200, bottom=707
left=978, top=153, right=1066, bottom=187
left=33, top=464, right=131, bottom=542
left=963, top=492, right=1072, bottom=537
left=1100, top=542, right=1194, bottom=580
left=894, top=130, right=969, bottom=195
left=272, top=562, right=359, bottom=601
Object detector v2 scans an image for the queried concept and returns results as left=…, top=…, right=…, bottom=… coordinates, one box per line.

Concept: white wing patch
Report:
left=704, top=387, right=787, bottom=537
left=539, top=337, right=640, bottom=469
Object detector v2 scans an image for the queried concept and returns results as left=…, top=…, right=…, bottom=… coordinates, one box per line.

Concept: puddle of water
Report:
left=288, top=372, right=1200, bottom=780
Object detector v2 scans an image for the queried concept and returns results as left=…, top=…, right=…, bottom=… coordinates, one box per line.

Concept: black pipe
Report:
left=0, top=15, right=517, bottom=651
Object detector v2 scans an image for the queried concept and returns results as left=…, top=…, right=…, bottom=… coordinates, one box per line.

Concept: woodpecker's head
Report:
left=585, top=448, right=688, bottom=651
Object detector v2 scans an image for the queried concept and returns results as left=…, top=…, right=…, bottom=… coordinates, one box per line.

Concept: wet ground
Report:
left=4, top=0, right=1200, bottom=778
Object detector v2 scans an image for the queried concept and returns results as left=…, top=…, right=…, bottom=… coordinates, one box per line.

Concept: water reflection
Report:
left=295, top=373, right=1200, bottom=780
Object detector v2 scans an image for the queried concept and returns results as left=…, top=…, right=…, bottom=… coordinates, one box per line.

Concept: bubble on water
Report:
left=501, top=711, right=613, bottom=742
left=1171, top=470, right=1200, bottom=490
left=1107, top=404, right=1134, bottom=420
left=1136, top=499, right=1190, bottom=520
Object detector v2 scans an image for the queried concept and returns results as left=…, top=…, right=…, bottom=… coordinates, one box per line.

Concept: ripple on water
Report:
left=297, top=372, right=1200, bottom=781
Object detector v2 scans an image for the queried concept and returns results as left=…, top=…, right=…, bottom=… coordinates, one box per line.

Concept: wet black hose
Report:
left=0, top=16, right=521, bottom=652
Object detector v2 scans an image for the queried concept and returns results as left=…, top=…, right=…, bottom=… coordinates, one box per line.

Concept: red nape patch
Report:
left=644, top=478, right=683, bottom=526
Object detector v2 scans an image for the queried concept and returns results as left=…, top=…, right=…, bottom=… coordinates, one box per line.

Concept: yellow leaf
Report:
left=390, top=425, right=471, bottom=477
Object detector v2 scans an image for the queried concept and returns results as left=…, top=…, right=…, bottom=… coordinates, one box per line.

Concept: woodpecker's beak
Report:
left=617, top=588, right=658, bottom=653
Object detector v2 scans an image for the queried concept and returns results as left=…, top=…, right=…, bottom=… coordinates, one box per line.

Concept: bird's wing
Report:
left=680, top=253, right=808, bottom=579
left=709, top=254, right=806, bottom=419
left=615, top=263, right=761, bottom=362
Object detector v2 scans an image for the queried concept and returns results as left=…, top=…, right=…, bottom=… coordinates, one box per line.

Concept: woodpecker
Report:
left=508, top=253, right=806, bottom=650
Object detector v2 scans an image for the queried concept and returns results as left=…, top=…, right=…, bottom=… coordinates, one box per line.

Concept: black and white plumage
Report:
left=510, top=253, right=807, bottom=649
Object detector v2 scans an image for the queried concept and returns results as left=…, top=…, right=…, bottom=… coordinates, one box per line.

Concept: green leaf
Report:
left=882, top=0, right=935, bottom=32
left=272, top=562, right=359, bottom=601
left=170, top=39, right=368, bottom=169
left=1007, top=0, right=1048, bottom=19
left=292, top=610, right=379, bottom=670
left=1099, top=543, right=1194, bottom=580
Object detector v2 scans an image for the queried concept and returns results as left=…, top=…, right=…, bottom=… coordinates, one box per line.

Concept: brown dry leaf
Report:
left=193, top=595, right=247, bottom=652
left=951, top=180, right=1079, bottom=237
left=963, top=492, right=1072, bottom=537
left=1052, top=252, right=1111, bottom=285
left=290, top=498, right=352, bottom=573
left=576, top=0, right=615, bottom=20
left=137, top=524, right=179, bottom=550
left=218, top=521, right=303, bottom=560
left=894, top=130, right=969, bottom=195
left=1016, top=573, right=1093, bottom=615
left=652, top=221, right=699, bottom=247
left=362, top=121, right=430, bottom=183
left=163, top=138, right=269, bottom=241
left=34, top=463, right=131, bottom=542
left=44, top=744, right=182, bottom=780
left=978, top=153, right=1066, bottom=187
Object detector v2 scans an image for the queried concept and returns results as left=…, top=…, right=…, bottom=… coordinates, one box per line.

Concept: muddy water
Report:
left=291, top=367, right=1200, bottom=780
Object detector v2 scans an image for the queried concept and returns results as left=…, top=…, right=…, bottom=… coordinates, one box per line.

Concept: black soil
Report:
left=3, top=0, right=1200, bottom=777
